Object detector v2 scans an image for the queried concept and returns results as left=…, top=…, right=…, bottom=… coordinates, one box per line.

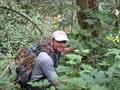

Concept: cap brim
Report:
left=54, top=36, right=69, bottom=41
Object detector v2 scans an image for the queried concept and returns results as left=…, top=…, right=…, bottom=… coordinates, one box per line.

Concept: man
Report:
left=30, top=30, right=74, bottom=89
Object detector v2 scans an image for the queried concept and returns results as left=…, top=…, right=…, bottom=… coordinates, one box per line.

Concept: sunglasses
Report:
left=56, top=40, right=67, bottom=44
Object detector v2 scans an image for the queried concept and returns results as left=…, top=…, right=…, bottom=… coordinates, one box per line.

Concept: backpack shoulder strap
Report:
left=39, top=44, right=54, bottom=59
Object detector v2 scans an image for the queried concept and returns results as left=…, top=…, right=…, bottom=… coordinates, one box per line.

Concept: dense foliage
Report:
left=0, top=0, right=120, bottom=90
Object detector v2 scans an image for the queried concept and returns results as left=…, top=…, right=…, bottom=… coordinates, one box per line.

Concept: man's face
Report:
left=52, top=39, right=66, bottom=53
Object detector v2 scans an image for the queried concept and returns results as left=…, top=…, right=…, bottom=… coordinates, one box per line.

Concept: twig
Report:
left=0, top=6, right=43, bottom=34
left=0, top=54, right=35, bottom=79
left=0, top=62, right=16, bottom=79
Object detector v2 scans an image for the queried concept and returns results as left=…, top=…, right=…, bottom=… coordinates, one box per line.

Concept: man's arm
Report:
left=63, top=47, right=76, bottom=55
left=39, top=52, right=58, bottom=83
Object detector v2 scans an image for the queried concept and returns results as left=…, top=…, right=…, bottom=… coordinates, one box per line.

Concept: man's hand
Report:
left=63, top=47, right=76, bottom=55
left=52, top=80, right=60, bottom=86
left=52, top=79, right=69, bottom=86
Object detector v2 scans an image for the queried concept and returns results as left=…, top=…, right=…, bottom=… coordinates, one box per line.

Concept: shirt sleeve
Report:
left=38, top=52, right=57, bottom=82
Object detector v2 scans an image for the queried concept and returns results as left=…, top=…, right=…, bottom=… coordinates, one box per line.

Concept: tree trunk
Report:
left=76, top=0, right=99, bottom=37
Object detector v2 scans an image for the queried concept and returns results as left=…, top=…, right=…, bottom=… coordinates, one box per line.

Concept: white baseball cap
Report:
left=52, top=30, right=69, bottom=41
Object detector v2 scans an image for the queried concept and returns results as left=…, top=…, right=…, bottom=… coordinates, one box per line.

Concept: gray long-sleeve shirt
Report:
left=31, top=52, right=57, bottom=82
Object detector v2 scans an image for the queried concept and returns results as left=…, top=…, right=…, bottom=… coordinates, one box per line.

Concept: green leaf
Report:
left=67, top=78, right=87, bottom=89
left=66, top=60, right=76, bottom=65
left=68, top=39, right=80, bottom=49
left=98, top=61, right=110, bottom=66
left=105, top=67, right=117, bottom=77
left=115, top=55, right=120, bottom=61
left=57, top=65, right=72, bottom=74
left=80, top=73, right=96, bottom=85
left=82, top=49, right=90, bottom=53
left=88, top=39, right=98, bottom=48
left=74, top=49, right=80, bottom=53
left=113, top=61, right=120, bottom=68
left=81, top=64, right=94, bottom=71
left=85, top=19, right=96, bottom=25
left=106, top=49, right=120, bottom=56
left=66, top=54, right=82, bottom=61
left=27, top=82, right=40, bottom=87
left=94, top=71, right=110, bottom=85
left=90, top=85, right=109, bottom=90
left=90, top=69, right=98, bottom=77
left=49, top=86, right=55, bottom=90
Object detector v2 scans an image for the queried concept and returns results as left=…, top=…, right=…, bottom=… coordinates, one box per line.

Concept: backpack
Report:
left=15, top=43, right=53, bottom=88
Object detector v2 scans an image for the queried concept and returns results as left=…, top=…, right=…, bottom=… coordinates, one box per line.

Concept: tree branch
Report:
left=0, top=62, right=16, bottom=79
left=0, top=6, right=43, bottom=34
